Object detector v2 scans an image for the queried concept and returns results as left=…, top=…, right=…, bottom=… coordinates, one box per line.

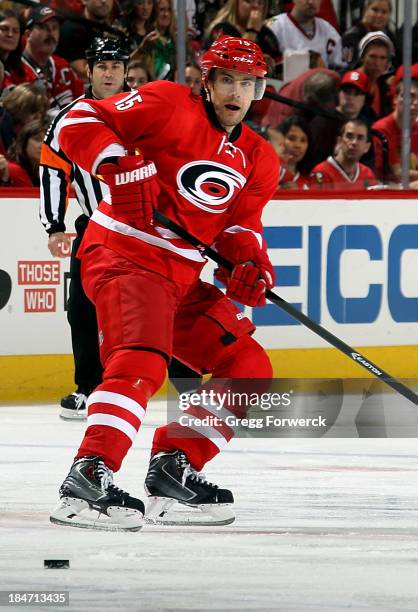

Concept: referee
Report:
left=39, top=37, right=130, bottom=419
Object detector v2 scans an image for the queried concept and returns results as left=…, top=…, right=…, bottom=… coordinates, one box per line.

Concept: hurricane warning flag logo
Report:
left=177, top=161, right=246, bottom=213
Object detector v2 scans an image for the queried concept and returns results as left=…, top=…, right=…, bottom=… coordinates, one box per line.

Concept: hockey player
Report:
left=40, top=38, right=129, bottom=419
left=50, top=37, right=279, bottom=531
left=310, top=119, right=379, bottom=190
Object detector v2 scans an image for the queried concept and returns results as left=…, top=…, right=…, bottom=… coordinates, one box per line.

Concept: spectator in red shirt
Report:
left=1, top=119, right=45, bottom=186
left=372, top=65, right=418, bottom=183
left=275, top=115, right=311, bottom=189
left=311, top=118, right=379, bottom=190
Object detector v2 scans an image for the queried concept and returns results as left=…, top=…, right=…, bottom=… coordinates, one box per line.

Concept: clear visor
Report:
left=254, top=77, right=266, bottom=101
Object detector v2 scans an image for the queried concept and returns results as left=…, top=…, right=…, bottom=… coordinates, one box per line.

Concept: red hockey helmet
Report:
left=201, top=36, right=267, bottom=100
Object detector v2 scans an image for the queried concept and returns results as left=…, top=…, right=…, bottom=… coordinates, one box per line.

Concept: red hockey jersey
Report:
left=310, top=156, right=378, bottom=190
left=59, top=82, right=280, bottom=283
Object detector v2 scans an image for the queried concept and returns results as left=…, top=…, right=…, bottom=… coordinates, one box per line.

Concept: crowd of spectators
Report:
left=0, top=0, right=417, bottom=190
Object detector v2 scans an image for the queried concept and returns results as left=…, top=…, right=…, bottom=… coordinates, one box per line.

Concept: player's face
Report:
left=283, top=125, right=309, bottom=165
left=208, top=69, right=256, bottom=133
left=83, top=0, right=114, bottom=20
left=185, top=65, right=201, bottom=96
left=361, top=44, right=390, bottom=80
left=91, top=60, right=126, bottom=98
left=363, top=0, right=391, bottom=30
left=338, top=86, right=366, bottom=119
left=0, top=16, right=20, bottom=54
left=27, top=19, right=60, bottom=54
left=135, top=0, right=154, bottom=21
left=339, top=123, right=370, bottom=161
left=394, top=82, right=418, bottom=124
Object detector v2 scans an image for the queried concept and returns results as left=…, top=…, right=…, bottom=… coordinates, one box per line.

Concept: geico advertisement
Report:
left=0, top=197, right=417, bottom=355
left=253, top=198, right=418, bottom=349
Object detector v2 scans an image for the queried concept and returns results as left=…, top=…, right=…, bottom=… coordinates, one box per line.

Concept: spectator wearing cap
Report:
left=266, top=0, right=343, bottom=69
left=372, top=64, right=418, bottom=183
left=356, top=30, right=394, bottom=120
left=7, top=7, right=84, bottom=115
left=337, top=69, right=378, bottom=170
left=337, top=70, right=370, bottom=121
left=342, top=0, right=400, bottom=68
left=55, top=0, right=115, bottom=82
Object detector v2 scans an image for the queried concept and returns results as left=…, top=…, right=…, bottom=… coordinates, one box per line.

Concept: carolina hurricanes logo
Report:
left=177, top=161, right=246, bottom=214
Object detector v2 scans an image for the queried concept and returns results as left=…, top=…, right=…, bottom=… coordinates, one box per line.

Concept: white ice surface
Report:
left=1, top=400, right=418, bottom=612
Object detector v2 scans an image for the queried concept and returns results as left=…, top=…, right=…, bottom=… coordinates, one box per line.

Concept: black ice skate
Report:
left=144, top=450, right=235, bottom=526
left=60, top=391, right=88, bottom=420
left=50, top=456, right=144, bottom=531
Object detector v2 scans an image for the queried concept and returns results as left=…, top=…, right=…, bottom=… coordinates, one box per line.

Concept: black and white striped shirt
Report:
left=39, top=94, right=109, bottom=235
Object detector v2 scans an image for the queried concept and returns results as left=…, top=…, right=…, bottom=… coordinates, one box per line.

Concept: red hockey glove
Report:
left=214, top=232, right=274, bottom=307
left=98, top=154, right=159, bottom=230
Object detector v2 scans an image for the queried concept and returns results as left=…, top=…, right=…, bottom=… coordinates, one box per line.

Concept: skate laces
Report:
left=73, top=393, right=87, bottom=409
left=94, top=459, right=130, bottom=501
left=94, top=459, right=114, bottom=492
left=177, top=452, right=217, bottom=489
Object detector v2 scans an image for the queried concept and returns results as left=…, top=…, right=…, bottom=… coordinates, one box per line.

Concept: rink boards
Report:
left=1, top=189, right=418, bottom=401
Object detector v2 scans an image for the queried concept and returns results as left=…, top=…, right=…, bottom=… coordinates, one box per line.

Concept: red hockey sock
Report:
left=77, top=349, right=166, bottom=471
left=152, top=335, right=272, bottom=470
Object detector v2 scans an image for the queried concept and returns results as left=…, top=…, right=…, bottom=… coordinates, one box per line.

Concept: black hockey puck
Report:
left=44, top=560, right=70, bottom=569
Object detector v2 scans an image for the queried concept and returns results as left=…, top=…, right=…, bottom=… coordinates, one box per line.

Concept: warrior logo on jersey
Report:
left=177, top=161, right=246, bottom=213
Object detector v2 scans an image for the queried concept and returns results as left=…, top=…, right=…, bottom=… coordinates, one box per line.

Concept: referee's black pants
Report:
left=67, top=215, right=102, bottom=395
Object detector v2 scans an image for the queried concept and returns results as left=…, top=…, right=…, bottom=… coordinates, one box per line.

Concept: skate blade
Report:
left=145, top=496, right=235, bottom=526
left=50, top=497, right=144, bottom=532
left=59, top=408, right=87, bottom=421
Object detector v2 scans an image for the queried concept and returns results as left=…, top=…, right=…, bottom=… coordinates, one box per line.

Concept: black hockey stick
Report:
left=154, top=209, right=418, bottom=405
